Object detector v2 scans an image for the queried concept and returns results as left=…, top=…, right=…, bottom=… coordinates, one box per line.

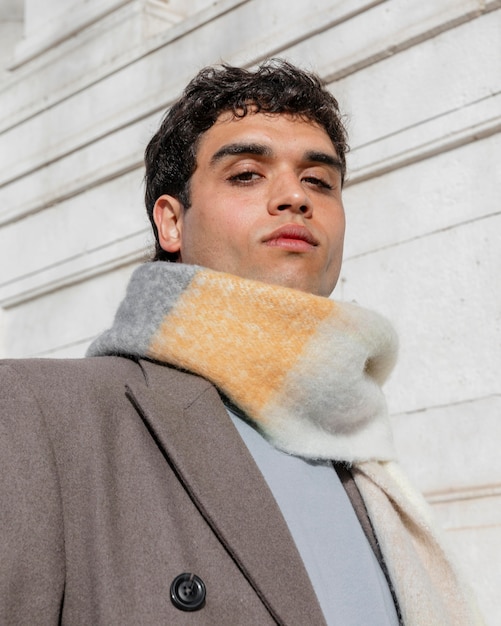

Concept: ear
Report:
left=153, top=195, right=184, bottom=254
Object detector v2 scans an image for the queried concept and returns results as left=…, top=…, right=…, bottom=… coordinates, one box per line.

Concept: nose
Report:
left=267, top=174, right=313, bottom=217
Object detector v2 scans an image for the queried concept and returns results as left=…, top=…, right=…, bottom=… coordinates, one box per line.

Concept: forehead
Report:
left=195, top=111, right=337, bottom=163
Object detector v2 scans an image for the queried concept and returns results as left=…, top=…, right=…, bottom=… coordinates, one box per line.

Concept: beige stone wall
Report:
left=0, top=0, right=499, bottom=621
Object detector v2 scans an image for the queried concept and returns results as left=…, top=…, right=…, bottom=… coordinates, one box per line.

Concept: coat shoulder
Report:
left=0, top=355, right=141, bottom=390
left=0, top=355, right=215, bottom=421
left=0, top=355, right=190, bottom=396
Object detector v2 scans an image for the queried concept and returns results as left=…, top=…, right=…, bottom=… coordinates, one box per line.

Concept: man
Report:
left=1, top=61, right=479, bottom=625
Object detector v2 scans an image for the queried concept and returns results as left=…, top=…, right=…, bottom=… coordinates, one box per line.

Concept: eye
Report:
left=228, top=170, right=262, bottom=185
left=302, top=176, right=334, bottom=190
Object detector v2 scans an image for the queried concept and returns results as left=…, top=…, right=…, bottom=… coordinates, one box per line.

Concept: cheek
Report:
left=335, top=224, right=346, bottom=248
left=182, top=209, right=245, bottom=259
left=219, top=213, right=251, bottom=236
left=329, top=208, right=346, bottom=244
left=214, top=202, right=257, bottom=242
left=323, top=218, right=345, bottom=268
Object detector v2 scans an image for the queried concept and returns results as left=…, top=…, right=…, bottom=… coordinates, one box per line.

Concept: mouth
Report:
left=263, top=224, right=319, bottom=251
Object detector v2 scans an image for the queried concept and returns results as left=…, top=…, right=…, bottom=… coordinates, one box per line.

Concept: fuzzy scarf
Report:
left=88, top=262, right=482, bottom=626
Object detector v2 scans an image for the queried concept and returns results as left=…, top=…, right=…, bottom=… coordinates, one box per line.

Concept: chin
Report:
left=258, top=273, right=324, bottom=297
left=260, top=261, right=338, bottom=297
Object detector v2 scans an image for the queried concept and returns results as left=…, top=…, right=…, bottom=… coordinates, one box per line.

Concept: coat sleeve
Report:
left=0, top=363, right=65, bottom=625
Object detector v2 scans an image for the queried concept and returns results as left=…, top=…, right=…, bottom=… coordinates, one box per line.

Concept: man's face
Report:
left=153, top=111, right=345, bottom=297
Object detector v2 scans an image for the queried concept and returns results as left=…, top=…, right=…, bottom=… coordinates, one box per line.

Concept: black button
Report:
left=170, top=573, right=206, bottom=611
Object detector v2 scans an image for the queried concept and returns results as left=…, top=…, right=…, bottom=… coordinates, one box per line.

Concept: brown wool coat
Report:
left=0, top=356, right=329, bottom=625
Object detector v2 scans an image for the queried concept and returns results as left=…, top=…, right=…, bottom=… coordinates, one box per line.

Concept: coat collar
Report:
left=125, top=359, right=326, bottom=626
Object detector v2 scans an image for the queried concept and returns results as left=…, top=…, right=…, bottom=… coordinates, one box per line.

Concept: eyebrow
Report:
left=304, top=150, right=343, bottom=173
left=210, top=142, right=272, bottom=165
left=210, top=142, right=342, bottom=174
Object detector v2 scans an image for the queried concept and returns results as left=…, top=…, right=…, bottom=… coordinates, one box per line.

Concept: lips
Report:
left=263, top=224, right=319, bottom=250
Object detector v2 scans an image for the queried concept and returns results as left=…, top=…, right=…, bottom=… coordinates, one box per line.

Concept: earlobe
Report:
left=153, top=195, right=184, bottom=254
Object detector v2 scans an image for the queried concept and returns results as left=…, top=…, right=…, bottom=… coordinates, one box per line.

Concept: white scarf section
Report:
left=354, top=461, right=484, bottom=625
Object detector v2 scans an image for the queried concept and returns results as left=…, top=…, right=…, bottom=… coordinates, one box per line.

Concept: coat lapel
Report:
left=125, top=359, right=326, bottom=626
